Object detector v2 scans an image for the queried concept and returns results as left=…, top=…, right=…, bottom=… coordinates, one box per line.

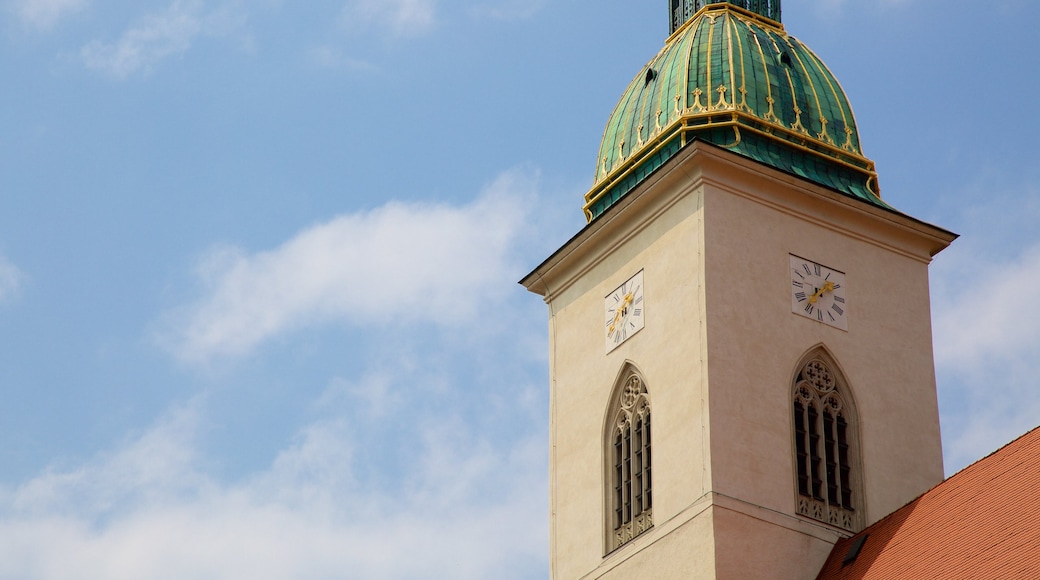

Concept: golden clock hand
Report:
left=608, top=293, right=635, bottom=334
left=615, top=294, right=634, bottom=320
left=808, top=281, right=836, bottom=304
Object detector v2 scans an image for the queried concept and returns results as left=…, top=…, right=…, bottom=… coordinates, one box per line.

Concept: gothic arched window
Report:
left=605, top=368, right=653, bottom=551
left=792, top=352, right=861, bottom=531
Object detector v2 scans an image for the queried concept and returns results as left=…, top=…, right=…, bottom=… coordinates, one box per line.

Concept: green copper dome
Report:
left=584, top=2, right=881, bottom=221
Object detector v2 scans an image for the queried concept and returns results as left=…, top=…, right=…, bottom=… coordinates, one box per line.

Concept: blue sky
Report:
left=0, top=0, right=1038, bottom=577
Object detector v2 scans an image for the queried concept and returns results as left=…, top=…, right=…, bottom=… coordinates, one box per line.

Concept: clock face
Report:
left=605, top=270, right=645, bottom=352
left=790, top=255, right=848, bottom=330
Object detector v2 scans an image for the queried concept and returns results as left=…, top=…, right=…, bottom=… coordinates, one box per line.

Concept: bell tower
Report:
left=522, top=3, right=955, bottom=579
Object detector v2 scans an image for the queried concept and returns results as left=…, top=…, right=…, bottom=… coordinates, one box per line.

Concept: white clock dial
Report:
left=790, top=255, right=847, bottom=330
left=605, top=270, right=645, bottom=352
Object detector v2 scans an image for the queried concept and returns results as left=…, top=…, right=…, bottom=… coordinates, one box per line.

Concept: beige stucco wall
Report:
left=712, top=498, right=839, bottom=580
left=700, top=161, right=946, bottom=527
left=541, top=168, right=714, bottom=579
left=524, top=142, right=954, bottom=579
left=598, top=509, right=716, bottom=579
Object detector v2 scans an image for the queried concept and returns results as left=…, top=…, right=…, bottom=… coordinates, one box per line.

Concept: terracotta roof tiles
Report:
left=816, top=426, right=1040, bottom=579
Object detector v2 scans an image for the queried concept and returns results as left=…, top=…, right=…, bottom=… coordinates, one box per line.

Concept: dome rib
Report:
left=584, top=4, right=882, bottom=221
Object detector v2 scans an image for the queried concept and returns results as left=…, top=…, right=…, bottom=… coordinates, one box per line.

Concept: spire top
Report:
left=669, top=0, right=781, bottom=34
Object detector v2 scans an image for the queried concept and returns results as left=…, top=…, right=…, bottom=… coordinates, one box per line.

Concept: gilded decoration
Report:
left=585, top=2, right=882, bottom=221
left=689, top=88, right=706, bottom=113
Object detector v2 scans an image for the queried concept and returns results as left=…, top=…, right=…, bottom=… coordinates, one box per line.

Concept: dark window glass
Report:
left=807, top=404, right=823, bottom=500
left=645, top=412, right=652, bottom=509
left=623, top=426, right=632, bottom=524
left=794, top=401, right=809, bottom=496
left=824, top=411, right=839, bottom=504
left=634, top=418, right=644, bottom=515
left=614, top=431, right=623, bottom=527
left=837, top=414, right=852, bottom=509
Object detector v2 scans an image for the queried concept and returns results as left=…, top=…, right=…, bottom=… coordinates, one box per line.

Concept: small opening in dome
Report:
left=644, top=68, right=657, bottom=86
left=780, top=52, right=792, bottom=66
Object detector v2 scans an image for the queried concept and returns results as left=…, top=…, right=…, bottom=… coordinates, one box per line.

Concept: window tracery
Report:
left=792, top=355, right=859, bottom=531
left=607, top=370, right=652, bottom=551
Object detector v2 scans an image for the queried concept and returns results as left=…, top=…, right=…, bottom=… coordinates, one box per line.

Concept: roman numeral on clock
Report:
left=790, top=255, right=847, bottom=330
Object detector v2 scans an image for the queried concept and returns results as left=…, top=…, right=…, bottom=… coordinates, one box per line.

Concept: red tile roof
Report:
left=816, top=426, right=1040, bottom=579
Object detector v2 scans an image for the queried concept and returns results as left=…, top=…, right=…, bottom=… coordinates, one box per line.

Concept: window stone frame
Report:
left=603, top=363, right=653, bottom=553
left=790, top=348, right=863, bottom=532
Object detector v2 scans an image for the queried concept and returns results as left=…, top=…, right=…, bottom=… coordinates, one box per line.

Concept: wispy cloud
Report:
left=11, top=0, right=86, bottom=29
left=934, top=244, right=1040, bottom=370
left=0, top=381, right=547, bottom=579
left=0, top=253, right=24, bottom=302
left=79, top=0, right=243, bottom=79
left=0, top=171, right=551, bottom=576
left=340, top=0, right=436, bottom=38
left=8, top=401, right=205, bottom=519
left=931, top=191, right=1040, bottom=472
left=159, top=170, right=534, bottom=365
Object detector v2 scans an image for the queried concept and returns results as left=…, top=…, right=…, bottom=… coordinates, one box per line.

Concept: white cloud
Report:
left=8, top=401, right=206, bottom=519
left=11, top=0, right=86, bottom=29
left=931, top=192, right=1040, bottom=472
left=340, top=0, right=436, bottom=37
left=933, top=243, right=1040, bottom=370
left=159, top=171, right=534, bottom=365
left=0, top=391, right=547, bottom=579
left=80, top=0, right=244, bottom=79
left=0, top=253, right=24, bottom=302
left=932, top=242, right=1040, bottom=471
left=317, top=373, right=402, bottom=418
left=0, top=169, right=549, bottom=578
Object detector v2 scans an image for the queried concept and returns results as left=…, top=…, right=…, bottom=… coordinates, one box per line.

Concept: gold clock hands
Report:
left=607, top=293, right=635, bottom=334
left=808, top=281, right=836, bottom=304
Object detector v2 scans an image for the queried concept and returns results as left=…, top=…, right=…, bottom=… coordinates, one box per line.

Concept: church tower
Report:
left=521, top=1, right=957, bottom=578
